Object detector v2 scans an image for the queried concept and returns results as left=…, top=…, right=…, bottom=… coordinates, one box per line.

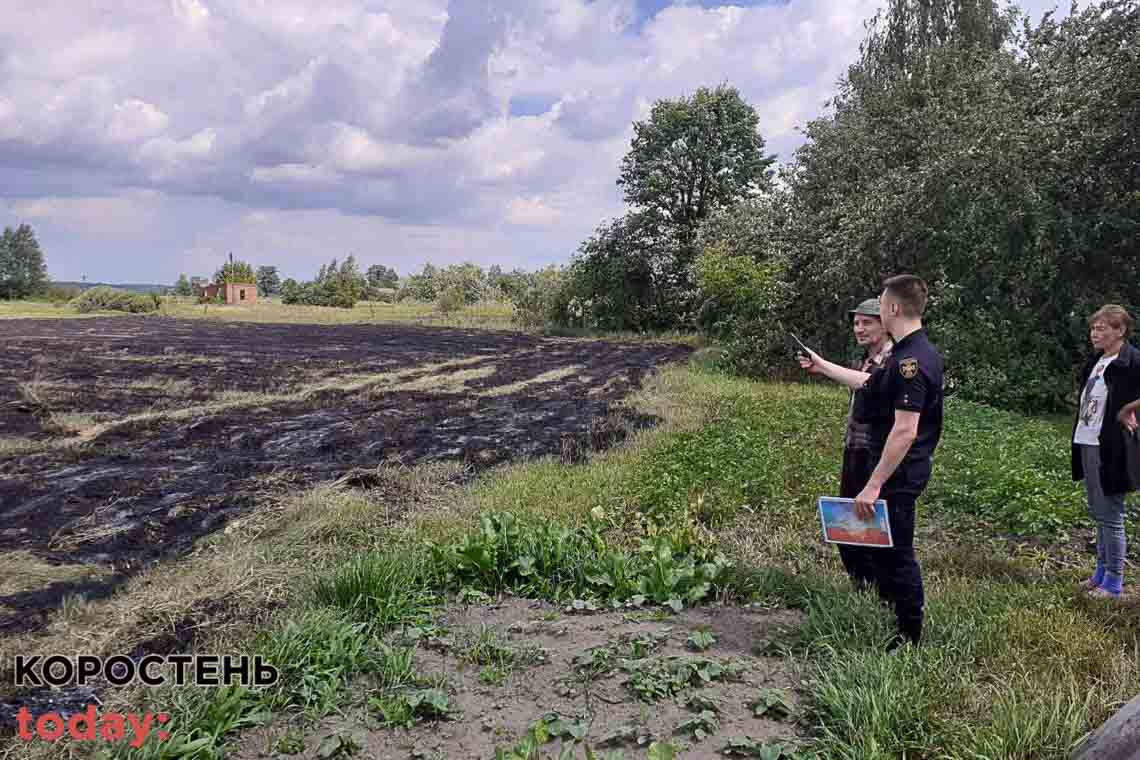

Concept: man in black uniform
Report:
left=798, top=275, right=944, bottom=649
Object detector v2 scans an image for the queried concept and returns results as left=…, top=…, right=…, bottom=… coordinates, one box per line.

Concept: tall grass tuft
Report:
left=311, top=550, right=437, bottom=629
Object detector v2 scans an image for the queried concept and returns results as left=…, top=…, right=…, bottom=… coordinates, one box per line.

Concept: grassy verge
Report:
left=158, top=298, right=518, bottom=328
left=10, top=364, right=1139, bottom=760
left=0, top=300, right=126, bottom=319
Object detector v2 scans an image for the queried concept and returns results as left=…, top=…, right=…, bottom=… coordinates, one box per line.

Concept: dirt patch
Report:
left=0, top=318, right=692, bottom=632
left=232, top=598, right=808, bottom=760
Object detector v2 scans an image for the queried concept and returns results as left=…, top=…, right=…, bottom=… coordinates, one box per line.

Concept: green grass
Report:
left=160, top=297, right=517, bottom=328
left=0, top=300, right=127, bottom=319
left=310, top=550, right=437, bottom=628
left=71, top=363, right=1140, bottom=760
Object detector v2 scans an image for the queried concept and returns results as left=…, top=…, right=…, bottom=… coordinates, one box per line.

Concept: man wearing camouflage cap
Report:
left=836, top=297, right=893, bottom=592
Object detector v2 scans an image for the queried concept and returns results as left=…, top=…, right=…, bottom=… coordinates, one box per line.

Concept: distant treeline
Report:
left=53, top=281, right=169, bottom=294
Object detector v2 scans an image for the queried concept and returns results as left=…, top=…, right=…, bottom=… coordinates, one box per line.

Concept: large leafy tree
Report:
left=366, top=264, right=399, bottom=290
left=618, top=84, right=776, bottom=247
left=566, top=85, right=776, bottom=332
left=214, top=257, right=256, bottom=284
left=256, top=265, right=281, bottom=295
left=174, top=274, right=194, bottom=296
left=0, top=224, right=49, bottom=299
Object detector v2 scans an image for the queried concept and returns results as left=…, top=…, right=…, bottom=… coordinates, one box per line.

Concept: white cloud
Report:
left=138, top=128, right=218, bottom=174
left=326, top=124, right=431, bottom=173
left=0, top=0, right=1076, bottom=282
left=171, top=0, right=210, bottom=30
left=108, top=99, right=170, bottom=143
left=505, top=196, right=562, bottom=225
left=244, top=58, right=324, bottom=123
left=250, top=163, right=337, bottom=184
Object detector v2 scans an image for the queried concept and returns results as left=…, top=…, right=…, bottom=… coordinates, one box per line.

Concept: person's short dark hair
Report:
left=883, top=274, right=928, bottom=318
left=1089, top=304, right=1134, bottom=338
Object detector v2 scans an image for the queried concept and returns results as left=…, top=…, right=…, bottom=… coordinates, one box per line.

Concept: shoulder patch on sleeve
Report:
left=900, top=357, right=919, bottom=380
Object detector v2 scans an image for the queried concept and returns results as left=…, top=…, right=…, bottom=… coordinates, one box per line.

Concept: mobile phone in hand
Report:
left=789, top=333, right=812, bottom=356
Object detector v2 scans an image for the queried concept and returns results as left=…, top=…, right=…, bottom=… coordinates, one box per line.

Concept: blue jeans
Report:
left=1080, top=445, right=1127, bottom=577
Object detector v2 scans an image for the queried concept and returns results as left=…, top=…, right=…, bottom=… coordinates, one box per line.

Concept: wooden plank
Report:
left=1072, top=694, right=1140, bottom=760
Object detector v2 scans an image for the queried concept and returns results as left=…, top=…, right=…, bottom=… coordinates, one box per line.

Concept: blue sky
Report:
left=0, top=0, right=1068, bottom=284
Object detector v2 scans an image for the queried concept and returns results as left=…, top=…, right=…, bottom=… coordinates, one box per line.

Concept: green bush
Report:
left=436, top=284, right=465, bottom=314
left=509, top=266, right=567, bottom=330
left=35, top=285, right=82, bottom=304
left=71, top=286, right=160, bottom=313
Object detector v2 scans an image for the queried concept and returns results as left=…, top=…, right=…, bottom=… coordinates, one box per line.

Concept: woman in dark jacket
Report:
left=1072, top=305, right=1140, bottom=599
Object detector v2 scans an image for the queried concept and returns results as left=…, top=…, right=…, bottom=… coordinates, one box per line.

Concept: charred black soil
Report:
left=1, top=317, right=693, bottom=633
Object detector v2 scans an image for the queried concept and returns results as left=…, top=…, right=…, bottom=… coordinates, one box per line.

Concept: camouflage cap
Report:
left=847, top=298, right=881, bottom=320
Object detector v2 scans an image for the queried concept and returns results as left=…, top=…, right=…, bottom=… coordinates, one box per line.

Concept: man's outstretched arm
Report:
left=799, top=349, right=871, bottom=390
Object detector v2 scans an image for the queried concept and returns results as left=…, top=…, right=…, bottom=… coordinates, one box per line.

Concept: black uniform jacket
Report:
left=853, top=328, right=945, bottom=497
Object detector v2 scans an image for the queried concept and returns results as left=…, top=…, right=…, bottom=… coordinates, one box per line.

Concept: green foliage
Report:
left=618, top=84, right=776, bottom=241
left=457, top=624, right=544, bottom=685
left=72, top=286, right=160, bottom=314
left=280, top=256, right=365, bottom=308
left=426, top=512, right=730, bottom=611
left=213, top=258, right=256, bottom=284
left=366, top=264, right=399, bottom=290
left=559, top=212, right=682, bottom=332
left=311, top=550, right=437, bottom=628
left=509, top=266, right=567, bottom=330
left=255, top=265, right=281, bottom=295
left=674, top=710, right=719, bottom=741
left=315, top=733, right=360, bottom=758
left=494, top=715, right=635, bottom=760
left=623, top=656, right=744, bottom=702
left=33, top=284, right=82, bottom=304
left=399, top=261, right=497, bottom=305
left=436, top=284, right=465, bottom=314
left=562, top=85, right=776, bottom=334
left=399, top=262, right=439, bottom=301
left=173, top=274, right=194, bottom=297
left=93, top=685, right=267, bottom=760
left=721, top=738, right=799, bottom=758
left=693, top=242, right=784, bottom=337
left=926, top=398, right=1085, bottom=537
left=252, top=607, right=375, bottom=717
left=0, top=224, right=49, bottom=299
left=369, top=689, right=451, bottom=728
left=686, top=628, right=716, bottom=651
left=275, top=731, right=306, bottom=755
left=724, top=0, right=1140, bottom=412
left=749, top=688, right=794, bottom=720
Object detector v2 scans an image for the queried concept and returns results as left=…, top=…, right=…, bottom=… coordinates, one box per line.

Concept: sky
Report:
left=0, top=0, right=1069, bottom=284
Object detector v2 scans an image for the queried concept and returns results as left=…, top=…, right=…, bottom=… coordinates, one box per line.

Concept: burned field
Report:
left=0, top=317, right=693, bottom=634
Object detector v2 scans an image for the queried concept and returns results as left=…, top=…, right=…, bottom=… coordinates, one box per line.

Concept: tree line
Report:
left=543, top=0, right=1140, bottom=413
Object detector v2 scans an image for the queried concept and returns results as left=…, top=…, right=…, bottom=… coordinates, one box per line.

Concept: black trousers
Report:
left=837, top=447, right=926, bottom=643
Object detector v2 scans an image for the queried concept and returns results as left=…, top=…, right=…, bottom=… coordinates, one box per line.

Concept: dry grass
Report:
left=478, top=364, right=586, bottom=397
left=0, top=436, right=56, bottom=457
left=48, top=501, right=138, bottom=552
left=159, top=298, right=517, bottom=328
left=381, top=365, right=498, bottom=394
left=36, top=356, right=492, bottom=445
left=121, top=377, right=196, bottom=395
left=0, top=551, right=113, bottom=596
left=47, top=413, right=100, bottom=435
left=0, top=461, right=465, bottom=671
